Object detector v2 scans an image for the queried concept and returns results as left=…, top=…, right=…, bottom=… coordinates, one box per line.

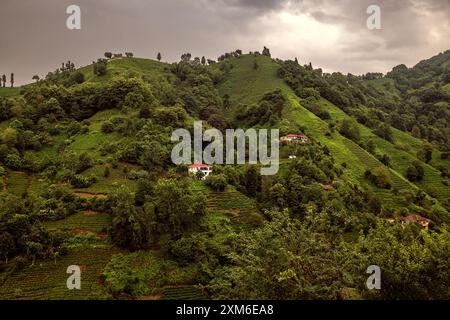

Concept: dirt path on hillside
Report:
left=81, top=210, right=102, bottom=215
left=74, top=192, right=109, bottom=199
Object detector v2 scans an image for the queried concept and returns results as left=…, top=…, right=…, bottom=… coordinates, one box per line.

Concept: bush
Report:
left=339, top=119, right=361, bottom=142
left=103, top=166, right=111, bottom=178
left=127, top=170, right=149, bottom=180
left=406, top=161, right=424, bottom=182
left=101, top=121, right=115, bottom=133
left=4, top=153, right=23, bottom=170
left=205, top=174, right=227, bottom=191
left=75, top=153, right=94, bottom=174
left=365, top=167, right=392, bottom=189
left=70, top=175, right=97, bottom=188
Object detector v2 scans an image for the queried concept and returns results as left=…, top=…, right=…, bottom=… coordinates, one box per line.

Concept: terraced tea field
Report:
left=44, top=211, right=111, bottom=233
left=0, top=248, right=120, bottom=300
left=191, top=182, right=263, bottom=226
left=162, top=286, right=205, bottom=300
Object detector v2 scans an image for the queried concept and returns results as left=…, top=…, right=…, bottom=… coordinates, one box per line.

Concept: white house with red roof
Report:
left=280, top=134, right=309, bottom=143
left=188, top=164, right=213, bottom=180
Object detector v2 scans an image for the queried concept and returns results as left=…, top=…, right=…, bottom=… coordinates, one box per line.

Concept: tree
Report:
left=201, top=56, right=206, bottom=65
left=26, top=241, right=43, bottom=266
left=10, top=73, right=14, bottom=88
left=145, top=179, right=206, bottom=243
left=406, top=161, right=425, bottom=182
left=32, top=75, right=40, bottom=82
left=125, top=52, right=134, bottom=58
left=104, top=52, right=113, bottom=59
left=205, top=174, right=227, bottom=191
left=110, top=187, right=150, bottom=250
left=157, top=52, right=162, bottom=61
left=374, top=123, right=393, bottom=142
left=2, top=74, right=6, bottom=87
left=339, top=119, right=360, bottom=142
left=181, top=53, right=192, bottom=62
left=77, top=152, right=94, bottom=173
left=101, top=120, right=115, bottom=133
left=209, top=210, right=352, bottom=299
left=372, top=166, right=392, bottom=189
left=411, top=125, right=421, bottom=138
left=70, top=71, right=85, bottom=84
left=0, top=232, right=15, bottom=263
left=262, top=46, right=271, bottom=57
left=379, top=154, right=391, bottom=166
left=417, top=143, right=433, bottom=163
left=93, top=58, right=107, bottom=76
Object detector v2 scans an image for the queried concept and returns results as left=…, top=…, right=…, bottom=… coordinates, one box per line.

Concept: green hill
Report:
left=213, top=54, right=448, bottom=212
left=1, top=51, right=449, bottom=301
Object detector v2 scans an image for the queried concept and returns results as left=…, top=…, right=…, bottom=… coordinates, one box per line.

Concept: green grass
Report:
left=68, top=125, right=123, bottom=161
left=214, top=55, right=441, bottom=211
left=192, top=181, right=263, bottom=226
left=6, top=171, right=29, bottom=196
left=74, top=163, right=138, bottom=194
left=363, top=78, right=401, bottom=100
left=214, top=54, right=283, bottom=121
left=44, top=211, right=111, bottom=232
left=318, top=99, right=449, bottom=205
left=0, top=87, right=21, bottom=97
left=80, top=57, right=170, bottom=84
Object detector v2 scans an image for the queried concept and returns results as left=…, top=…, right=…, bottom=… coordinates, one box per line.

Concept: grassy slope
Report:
left=0, top=87, right=21, bottom=97
left=0, top=58, right=262, bottom=300
left=80, top=57, right=169, bottom=84
left=214, top=55, right=447, bottom=211
left=319, top=99, right=449, bottom=204
left=364, top=79, right=449, bottom=172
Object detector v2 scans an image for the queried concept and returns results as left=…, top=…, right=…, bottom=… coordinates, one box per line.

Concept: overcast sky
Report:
left=1, top=0, right=450, bottom=85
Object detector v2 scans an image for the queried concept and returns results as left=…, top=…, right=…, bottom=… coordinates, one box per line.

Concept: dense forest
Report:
left=0, top=48, right=449, bottom=300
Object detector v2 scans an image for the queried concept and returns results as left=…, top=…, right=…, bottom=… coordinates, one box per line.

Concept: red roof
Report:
left=189, top=164, right=211, bottom=168
left=321, top=184, right=334, bottom=191
left=400, top=214, right=431, bottom=223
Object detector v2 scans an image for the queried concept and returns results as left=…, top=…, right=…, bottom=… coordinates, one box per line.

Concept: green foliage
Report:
left=238, top=88, right=285, bottom=126
left=205, top=174, right=227, bottom=191
left=145, top=179, right=207, bottom=243
left=110, top=186, right=149, bottom=250
left=101, top=120, right=115, bottom=133
left=406, top=161, right=425, bottom=182
left=70, top=174, right=97, bottom=188
left=339, top=119, right=361, bottom=142
left=365, top=166, right=392, bottom=189
left=93, top=59, right=108, bottom=76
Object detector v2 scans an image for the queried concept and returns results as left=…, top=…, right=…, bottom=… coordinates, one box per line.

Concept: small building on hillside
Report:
left=280, top=134, right=309, bottom=143
left=400, top=214, right=432, bottom=230
left=321, top=184, right=334, bottom=192
left=188, top=164, right=213, bottom=180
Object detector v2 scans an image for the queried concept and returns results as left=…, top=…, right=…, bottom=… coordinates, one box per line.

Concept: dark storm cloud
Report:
left=1, top=0, right=449, bottom=85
